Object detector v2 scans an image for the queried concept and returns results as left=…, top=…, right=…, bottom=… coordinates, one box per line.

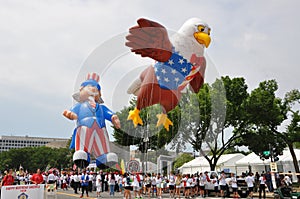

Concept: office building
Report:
left=0, top=135, right=68, bottom=152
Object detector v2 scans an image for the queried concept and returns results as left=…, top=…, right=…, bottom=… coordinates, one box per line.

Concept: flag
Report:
left=120, top=159, right=125, bottom=175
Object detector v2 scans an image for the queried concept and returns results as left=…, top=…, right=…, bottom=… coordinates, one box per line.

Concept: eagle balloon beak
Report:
left=194, top=32, right=211, bottom=48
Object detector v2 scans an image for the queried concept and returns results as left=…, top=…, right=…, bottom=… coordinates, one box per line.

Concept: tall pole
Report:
left=269, top=143, right=277, bottom=189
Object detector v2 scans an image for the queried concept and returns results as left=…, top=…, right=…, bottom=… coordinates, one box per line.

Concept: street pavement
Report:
left=44, top=188, right=275, bottom=199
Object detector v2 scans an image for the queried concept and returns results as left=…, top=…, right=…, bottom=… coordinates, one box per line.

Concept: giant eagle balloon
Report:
left=63, top=72, right=121, bottom=168
left=126, top=18, right=211, bottom=131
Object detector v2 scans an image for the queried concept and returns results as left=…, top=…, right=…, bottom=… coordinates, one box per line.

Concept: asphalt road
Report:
left=45, top=189, right=274, bottom=199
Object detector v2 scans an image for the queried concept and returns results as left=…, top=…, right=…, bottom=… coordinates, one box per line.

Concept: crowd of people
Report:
left=0, top=167, right=294, bottom=199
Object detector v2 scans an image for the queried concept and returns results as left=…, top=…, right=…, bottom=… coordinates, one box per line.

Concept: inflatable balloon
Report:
left=63, top=72, right=121, bottom=168
left=126, top=18, right=211, bottom=131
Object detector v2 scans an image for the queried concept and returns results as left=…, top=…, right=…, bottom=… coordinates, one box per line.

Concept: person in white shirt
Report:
left=230, top=173, right=239, bottom=198
left=132, top=172, right=142, bottom=199
left=199, top=173, right=206, bottom=197
left=47, top=171, right=56, bottom=184
left=219, top=171, right=227, bottom=198
left=117, top=174, right=123, bottom=194
left=123, top=173, right=132, bottom=199
left=151, top=173, right=157, bottom=197
left=283, top=174, right=292, bottom=187
left=184, top=174, right=192, bottom=198
left=245, top=173, right=255, bottom=199
left=156, top=173, right=163, bottom=199
left=258, top=173, right=266, bottom=199
left=168, top=171, right=176, bottom=198
left=95, top=172, right=102, bottom=197
left=211, top=174, right=219, bottom=197
left=73, top=172, right=80, bottom=194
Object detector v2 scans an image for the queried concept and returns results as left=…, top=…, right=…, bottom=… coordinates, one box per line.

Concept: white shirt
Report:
left=219, top=173, right=226, bottom=186
left=169, top=175, right=175, bottom=185
left=96, top=175, right=102, bottom=186
left=151, top=176, right=156, bottom=185
left=200, top=175, right=207, bottom=186
left=156, top=176, right=162, bottom=185
left=259, top=176, right=265, bottom=184
left=88, top=174, right=93, bottom=182
left=73, top=174, right=80, bottom=182
left=284, top=175, right=292, bottom=185
left=117, top=175, right=123, bottom=185
left=47, top=173, right=55, bottom=182
left=186, top=178, right=192, bottom=187
left=245, top=175, right=255, bottom=187
left=211, top=177, right=219, bottom=186
left=132, top=175, right=139, bottom=187
left=231, top=176, right=237, bottom=188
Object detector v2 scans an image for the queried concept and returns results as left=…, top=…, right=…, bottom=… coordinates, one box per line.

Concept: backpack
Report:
left=126, top=176, right=131, bottom=186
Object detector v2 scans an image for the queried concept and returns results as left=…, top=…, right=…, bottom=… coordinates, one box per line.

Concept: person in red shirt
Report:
left=31, top=169, right=44, bottom=184
left=1, top=169, right=15, bottom=186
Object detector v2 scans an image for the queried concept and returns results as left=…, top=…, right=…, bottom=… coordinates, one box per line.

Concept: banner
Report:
left=1, top=184, right=45, bottom=199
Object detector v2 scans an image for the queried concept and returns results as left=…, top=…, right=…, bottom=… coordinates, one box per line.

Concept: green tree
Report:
left=188, top=76, right=249, bottom=170
left=173, top=153, right=194, bottom=170
left=238, top=82, right=300, bottom=175
left=0, top=146, right=72, bottom=172
left=237, top=80, right=286, bottom=156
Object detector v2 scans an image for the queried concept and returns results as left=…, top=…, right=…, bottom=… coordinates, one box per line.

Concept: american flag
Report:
left=154, top=52, right=193, bottom=90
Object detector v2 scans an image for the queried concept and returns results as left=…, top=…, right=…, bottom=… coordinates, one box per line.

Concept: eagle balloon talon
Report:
left=156, top=113, right=173, bottom=131
left=127, top=107, right=143, bottom=127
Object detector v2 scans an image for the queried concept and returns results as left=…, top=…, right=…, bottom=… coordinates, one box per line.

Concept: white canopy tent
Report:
left=235, top=149, right=300, bottom=178
left=179, top=153, right=245, bottom=174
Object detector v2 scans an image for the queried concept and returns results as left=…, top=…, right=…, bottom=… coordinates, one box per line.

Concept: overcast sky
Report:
left=0, top=0, right=299, bottom=139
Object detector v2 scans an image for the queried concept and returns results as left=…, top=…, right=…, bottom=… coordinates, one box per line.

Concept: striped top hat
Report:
left=80, top=72, right=101, bottom=91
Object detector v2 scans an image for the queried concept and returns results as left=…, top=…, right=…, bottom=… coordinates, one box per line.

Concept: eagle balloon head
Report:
left=178, top=18, right=211, bottom=48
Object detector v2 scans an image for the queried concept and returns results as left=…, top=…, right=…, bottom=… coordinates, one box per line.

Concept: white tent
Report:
left=179, top=153, right=245, bottom=174
left=235, top=149, right=300, bottom=178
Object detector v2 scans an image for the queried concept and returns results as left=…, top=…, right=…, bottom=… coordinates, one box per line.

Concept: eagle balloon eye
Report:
left=197, top=25, right=205, bottom=32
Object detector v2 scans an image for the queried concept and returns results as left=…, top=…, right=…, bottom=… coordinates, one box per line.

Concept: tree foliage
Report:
left=188, top=76, right=249, bottom=170
left=237, top=81, right=300, bottom=175
left=173, top=153, right=194, bottom=170
left=0, top=146, right=72, bottom=172
left=112, top=77, right=300, bottom=174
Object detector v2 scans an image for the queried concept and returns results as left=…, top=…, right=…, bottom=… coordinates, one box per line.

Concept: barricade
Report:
left=1, top=184, right=45, bottom=199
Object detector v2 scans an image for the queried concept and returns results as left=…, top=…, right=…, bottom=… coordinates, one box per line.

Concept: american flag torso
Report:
left=154, top=52, right=203, bottom=90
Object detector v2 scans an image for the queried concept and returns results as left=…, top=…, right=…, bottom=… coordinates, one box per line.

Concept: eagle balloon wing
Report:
left=125, top=18, right=173, bottom=62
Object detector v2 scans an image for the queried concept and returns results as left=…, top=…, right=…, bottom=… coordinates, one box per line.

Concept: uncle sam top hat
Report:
left=80, top=72, right=101, bottom=91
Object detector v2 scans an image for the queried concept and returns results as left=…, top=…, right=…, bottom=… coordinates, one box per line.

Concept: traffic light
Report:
left=263, top=151, right=270, bottom=159
left=272, top=149, right=282, bottom=162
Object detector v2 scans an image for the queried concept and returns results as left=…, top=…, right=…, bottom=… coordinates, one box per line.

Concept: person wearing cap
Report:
left=63, top=72, right=121, bottom=168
